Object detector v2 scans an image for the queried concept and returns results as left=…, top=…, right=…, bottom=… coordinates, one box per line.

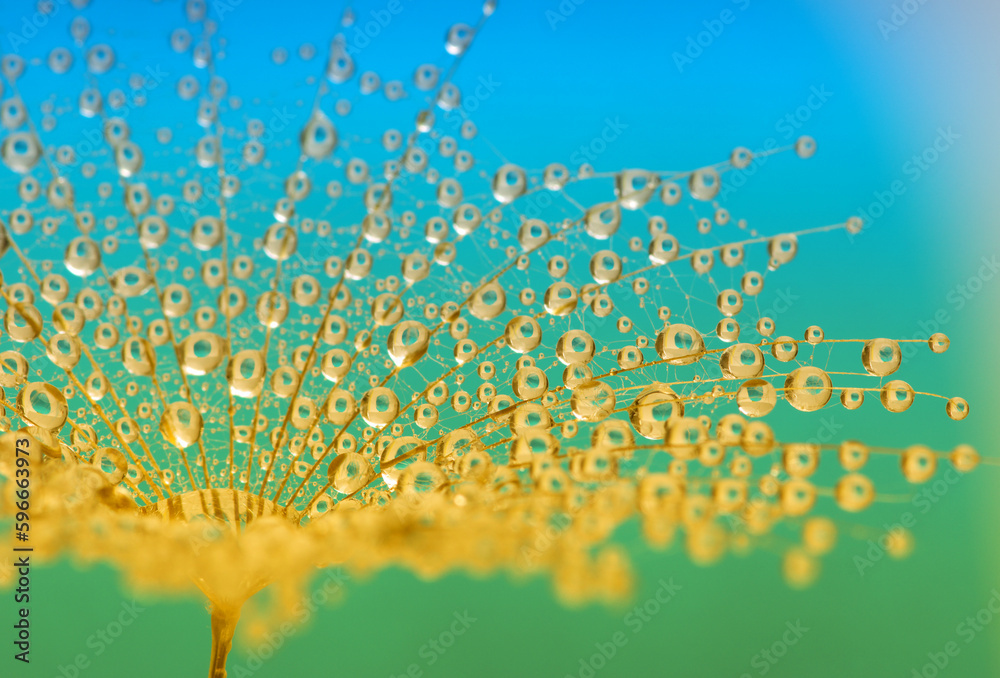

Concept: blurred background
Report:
left=2, top=0, right=999, bottom=675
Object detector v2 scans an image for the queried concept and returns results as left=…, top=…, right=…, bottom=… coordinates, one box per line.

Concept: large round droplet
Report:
left=861, top=338, right=901, bottom=377
left=300, top=110, right=338, bottom=159
left=18, top=382, right=68, bottom=430
left=1, top=132, right=42, bottom=173
left=328, top=452, right=373, bottom=494
left=784, top=367, right=832, bottom=412
left=387, top=321, right=430, bottom=368
left=946, top=396, right=969, bottom=421
left=359, top=387, right=399, bottom=428
left=91, top=447, right=128, bottom=485
left=445, top=23, right=475, bottom=55
left=615, top=169, right=659, bottom=210
left=737, top=379, right=776, bottom=418
left=263, top=223, right=297, bottom=260
left=491, top=164, right=527, bottom=203
left=584, top=202, right=621, bottom=239
left=656, top=324, right=704, bottom=365
left=469, top=282, right=506, bottom=320
left=570, top=381, right=616, bottom=423
left=180, top=332, right=225, bottom=376
left=688, top=168, right=720, bottom=201
left=900, top=445, right=936, bottom=483
left=719, top=343, right=765, bottom=379
left=880, top=380, right=914, bottom=413
left=121, top=336, right=157, bottom=376
left=629, top=385, right=684, bottom=439
left=159, top=402, right=204, bottom=448
left=834, top=473, right=875, bottom=512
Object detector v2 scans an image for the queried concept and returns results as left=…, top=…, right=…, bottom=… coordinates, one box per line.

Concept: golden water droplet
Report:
left=492, top=164, right=527, bottom=203
left=18, top=382, right=68, bottom=430
left=300, top=110, right=337, bottom=159
left=628, top=385, right=683, bottom=439
left=615, top=169, right=659, bottom=210
left=387, top=321, right=430, bottom=368
left=768, top=234, right=799, bottom=266
left=802, top=517, right=837, bottom=555
left=900, top=445, right=936, bottom=483
left=91, top=447, right=128, bottom=485
left=328, top=452, right=373, bottom=494
left=180, top=332, right=226, bottom=376
left=688, top=168, right=720, bottom=201
left=570, top=381, right=615, bottom=423
left=783, top=444, right=820, bottom=478
left=655, top=324, right=704, bottom=365
left=5, top=304, right=43, bottom=343
left=861, top=338, right=901, bottom=376
left=880, top=380, right=914, bottom=413
left=784, top=367, right=832, bottom=412
left=740, top=421, right=775, bottom=457
left=949, top=445, right=979, bottom=472
left=359, top=387, right=400, bottom=428
left=834, top=473, right=875, bottom=512
left=839, top=387, right=865, bottom=409
left=929, top=332, right=950, bottom=353
left=46, top=333, right=82, bottom=370
left=445, top=23, right=476, bottom=56
left=121, top=336, right=157, bottom=376
left=720, top=343, right=764, bottom=379
left=1, top=132, right=42, bottom=173
left=160, top=402, right=204, bottom=448
left=795, top=135, right=817, bottom=159
left=736, top=379, right=776, bottom=418
left=783, top=548, right=819, bottom=589
left=945, top=396, right=969, bottom=421
left=584, top=202, right=621, bottom=239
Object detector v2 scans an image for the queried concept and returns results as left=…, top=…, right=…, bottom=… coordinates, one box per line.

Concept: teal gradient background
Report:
left=2, top=0, right=999, bottom=676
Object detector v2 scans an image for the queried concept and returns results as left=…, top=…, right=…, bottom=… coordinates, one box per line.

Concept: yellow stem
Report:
left=208, top=603, right=242, bottom=678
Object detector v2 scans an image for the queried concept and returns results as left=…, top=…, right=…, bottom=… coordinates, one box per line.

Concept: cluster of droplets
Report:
left=0, top=0, right=979, bottom=633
